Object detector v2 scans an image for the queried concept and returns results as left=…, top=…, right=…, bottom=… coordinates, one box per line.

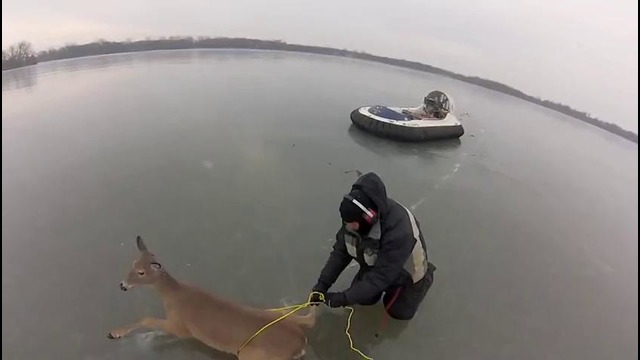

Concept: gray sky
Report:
left=3, top=0, right=638, bottom=132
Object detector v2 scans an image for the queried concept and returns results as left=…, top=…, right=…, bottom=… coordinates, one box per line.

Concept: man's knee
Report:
left=384, top=265, right=435, bottom=320
left=385, top=289, right=424, bottom=320
left=386, top=305, right=418, bottom=320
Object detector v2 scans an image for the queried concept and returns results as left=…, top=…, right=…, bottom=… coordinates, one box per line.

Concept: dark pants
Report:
left=351, top=262, right=436, bottom=320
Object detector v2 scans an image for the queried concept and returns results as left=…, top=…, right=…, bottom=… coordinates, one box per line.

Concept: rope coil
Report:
left=237, top=291, right=373, bottom=360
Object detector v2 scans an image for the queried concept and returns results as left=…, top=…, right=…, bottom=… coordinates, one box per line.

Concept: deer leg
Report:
left=108, top=317, right=188, bottom=339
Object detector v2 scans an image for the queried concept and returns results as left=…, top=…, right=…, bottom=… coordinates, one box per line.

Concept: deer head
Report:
left=119, top=236, right=163, bottom=291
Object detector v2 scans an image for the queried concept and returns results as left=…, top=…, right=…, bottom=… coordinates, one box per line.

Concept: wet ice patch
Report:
left=201, top=160, right=214, bottom=170
left=411, top=163, right=462, bottom=210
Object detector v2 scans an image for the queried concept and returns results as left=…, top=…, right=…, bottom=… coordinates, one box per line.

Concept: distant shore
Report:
left=3, top=37, right=637, bottom=143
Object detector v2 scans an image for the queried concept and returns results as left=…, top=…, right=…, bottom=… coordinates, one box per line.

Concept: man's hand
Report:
left=309, top=291, right=325, bottom=306
left=325, top=292, right=349, bottom=308
left=310, top=282, right=330, bottom=306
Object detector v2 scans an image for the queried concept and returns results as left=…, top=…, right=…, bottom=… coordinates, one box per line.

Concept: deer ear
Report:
left=136, top=236, right=148, bottom=252
left=150, top=262, right=162, bottom=270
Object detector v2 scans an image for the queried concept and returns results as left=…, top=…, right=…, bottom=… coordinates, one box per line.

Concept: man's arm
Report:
left=313, top=236, right=353, bottom=293
left=342, top=231, right=414, bottom=305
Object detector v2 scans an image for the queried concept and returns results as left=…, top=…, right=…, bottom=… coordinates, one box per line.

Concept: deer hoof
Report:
left=107, top=332, right=120, bottom=339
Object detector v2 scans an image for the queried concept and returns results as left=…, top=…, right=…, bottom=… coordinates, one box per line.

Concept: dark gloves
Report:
left=325, top=292, right=349, bottom=308
left=309, top=287, right=349, bottom=307
left=309, top=291, right=325, bottom=306
left=310, top=282, right=330, bottom=306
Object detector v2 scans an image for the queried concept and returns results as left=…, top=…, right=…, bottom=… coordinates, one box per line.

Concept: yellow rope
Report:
left=237, top=292, right=322, bottom=355
left=344, top=306, right=374, bottom=360
left=237, top=292, right=373, bottom=360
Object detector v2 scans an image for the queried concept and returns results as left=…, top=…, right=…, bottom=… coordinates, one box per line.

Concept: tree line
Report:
left=2, top=37, right=637, bottom=143
left=2, top=41, right=38, bottom=70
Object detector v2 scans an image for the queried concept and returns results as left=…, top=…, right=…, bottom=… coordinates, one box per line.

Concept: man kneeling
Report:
left=311, top=172, right=436, bottom=320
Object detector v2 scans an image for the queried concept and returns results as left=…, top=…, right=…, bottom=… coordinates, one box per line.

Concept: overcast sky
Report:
left=3, top=0, right=638, bottom=132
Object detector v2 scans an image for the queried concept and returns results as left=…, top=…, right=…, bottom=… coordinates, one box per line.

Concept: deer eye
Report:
left=137, top=270, right=145, bottom=276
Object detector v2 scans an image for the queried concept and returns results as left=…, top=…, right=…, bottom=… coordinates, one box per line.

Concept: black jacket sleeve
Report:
left=313, top=233, right=353, bottom=293
left=342, top=229, right=414, bottom=304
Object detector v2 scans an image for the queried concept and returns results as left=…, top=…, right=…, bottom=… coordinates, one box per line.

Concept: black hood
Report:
left=349, top=172, right=389, bottom=216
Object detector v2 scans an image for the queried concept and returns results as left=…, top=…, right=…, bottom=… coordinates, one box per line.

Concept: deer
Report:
left=108, top=236, right=317, bottom=360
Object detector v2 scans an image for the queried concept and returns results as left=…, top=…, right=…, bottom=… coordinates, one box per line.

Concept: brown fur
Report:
left=108, top=236, right=316, bottom=360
